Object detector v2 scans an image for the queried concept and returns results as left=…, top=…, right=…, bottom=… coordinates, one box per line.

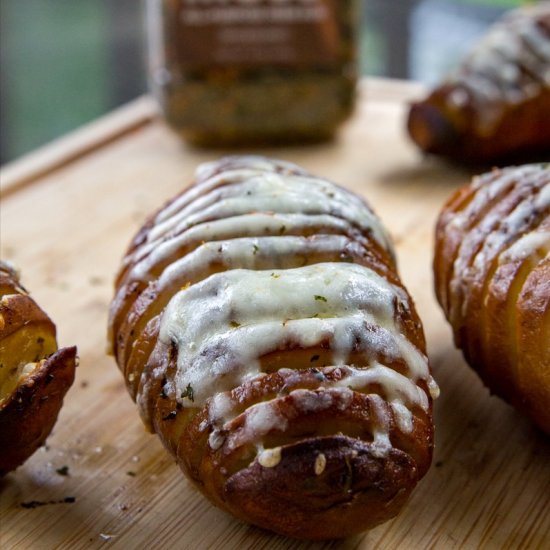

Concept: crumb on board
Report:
left=20, top=497, right=76, bottom=509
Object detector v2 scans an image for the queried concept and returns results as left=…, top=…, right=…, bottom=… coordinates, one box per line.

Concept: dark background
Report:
left=0, top=0, right=533, bottom=164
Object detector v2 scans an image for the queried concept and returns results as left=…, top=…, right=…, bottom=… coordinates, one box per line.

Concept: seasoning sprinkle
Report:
left=314, top=295, right=327, bottom=302
left=181, top=383, right=194, bottom=402
left=343, top=455, right=353, bottom=492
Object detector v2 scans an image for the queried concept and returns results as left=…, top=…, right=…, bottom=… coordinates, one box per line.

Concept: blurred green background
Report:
left=0, top=0, right=538, bottom=163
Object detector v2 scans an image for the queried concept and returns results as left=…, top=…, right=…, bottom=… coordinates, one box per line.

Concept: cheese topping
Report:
left=448, top=165, right=549, bottom=325
left=159, top=263, right=430, bottom=411
left=129, top=213, right=372, bottom=282
left=145, top=159, right=394, bottom=255
left=499, top=231, right=550, bottom=264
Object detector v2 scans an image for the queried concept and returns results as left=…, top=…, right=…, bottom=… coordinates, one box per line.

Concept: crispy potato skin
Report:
left=0, top=347, right=77, bottom=476
left=223, top=437, right=417, bottom=540
left=109, top=156, right=436, bottom=539
left=408, top=87, right=550, bottom=165
left=434, top=165, right=550, bottom=435
left=0, top=261, right=77, bottom=475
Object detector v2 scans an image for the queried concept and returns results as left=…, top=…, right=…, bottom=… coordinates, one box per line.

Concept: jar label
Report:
left=172, top=0, right=343, bottom=69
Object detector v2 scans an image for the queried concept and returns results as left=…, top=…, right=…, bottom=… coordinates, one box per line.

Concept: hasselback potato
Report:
left=408, top=5, right=550, bottom=164
left=0, top=261, right=77, bottom=476
left=434, top=163, right=550, bottom=435
left=108, top=156, right=438, bottom=539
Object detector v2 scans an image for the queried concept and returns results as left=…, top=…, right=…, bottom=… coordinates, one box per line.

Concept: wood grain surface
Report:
left=1, top=79, right=549, bottom=550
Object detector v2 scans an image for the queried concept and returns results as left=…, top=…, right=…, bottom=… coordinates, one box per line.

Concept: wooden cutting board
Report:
left=1, top=79, right=548, bottom=550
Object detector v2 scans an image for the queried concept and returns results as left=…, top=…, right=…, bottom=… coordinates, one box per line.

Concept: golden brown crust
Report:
left=0, top=347, right=77, bottom=476
left=434, top=164, right=550, bottom=434
left=223, top=437, right=417, bottom=540
left=516, top=257, right=550, bottom=430
left=0, top=261, right=77, bottom=476
left=408, top=6, right=550, bottom=164
left=109, top=156, right=436, bottom=538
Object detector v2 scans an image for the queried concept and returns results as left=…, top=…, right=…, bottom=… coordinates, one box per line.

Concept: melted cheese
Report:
left=499, top=231, right=550, bottom=264
left=159, top=263, right=429, bottom=409
left=146, top=162, right=394, bottom=255
left=449, top=165, right=541, bottom=231
left=130, top=213, right=374, bottom=282
left=137, top=233, right=358, bottom=287
left=449, top=165, right=550, bottom=324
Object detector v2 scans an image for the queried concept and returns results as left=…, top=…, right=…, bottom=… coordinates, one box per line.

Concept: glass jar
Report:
left=146, top=0, right=359, bottom=147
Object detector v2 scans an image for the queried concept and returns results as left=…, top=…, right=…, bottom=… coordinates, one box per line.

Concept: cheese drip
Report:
left=152, top=235, right=363, bottom=292
left=499, top=231, right=550, bottom=264
left=449, top=165, right=550, bottom=323
left=129, top=213, right=370, bottom=282
left=158, top=263, right=431, bottom=412
left=146, top=159, right=394, bottom=255
left=158, top=157, right=310, bottom=222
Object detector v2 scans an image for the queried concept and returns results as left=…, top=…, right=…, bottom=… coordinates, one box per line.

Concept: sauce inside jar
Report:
left=146, top=0, right=358, bottom=147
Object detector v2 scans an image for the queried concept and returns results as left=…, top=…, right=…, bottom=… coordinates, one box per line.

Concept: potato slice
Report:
left=0, top=261, right=77, bottom=475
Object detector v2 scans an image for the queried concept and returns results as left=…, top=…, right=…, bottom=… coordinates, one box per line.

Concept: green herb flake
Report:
left=343, top=455, right=353, bottom=492
left=181, top=383, right=194, bottom=402
left=252, top=244, right=259, bottom=255
left=271, top=273, right=280, bottom=279
left=126, top=471, right=137, bottom=477
left=56, top=465, right=70, bottom=476
left=230, top=320, right=241, bottom=328
left=314, top=295, right=327, bottom=302
left=278, top=384, right=290, bottom=396
left=279, top=225, right=287, bottom=234
left=310, top=355, right=320, bottom=363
